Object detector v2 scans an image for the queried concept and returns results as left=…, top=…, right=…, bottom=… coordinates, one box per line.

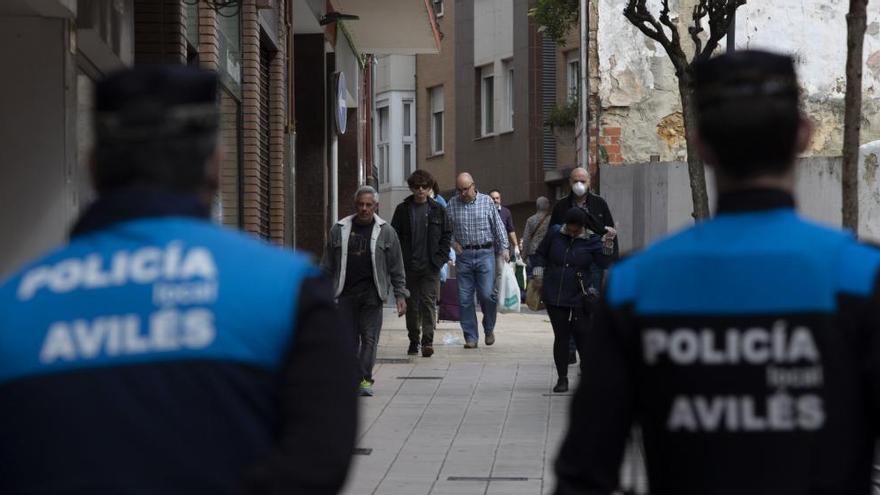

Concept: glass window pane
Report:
left=483, top=76, right=494, bottom=135
left=433, top=112, right=443, bottom=153
left=378, top=107, right=389, bottom=142
left=404, top=144, right=412, bottom=176
left=403, top=102, right=412, bottom=137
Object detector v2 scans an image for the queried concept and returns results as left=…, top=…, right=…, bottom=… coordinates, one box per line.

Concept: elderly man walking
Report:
left=447, top=173, right=509, bottom=348
left=322, top=186, right=409, bottom=396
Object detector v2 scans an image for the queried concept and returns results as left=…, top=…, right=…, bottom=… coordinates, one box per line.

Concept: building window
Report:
left=479, top=66, right=494, bottom=136
left=402, top=99, right=415, bottom=177
left=403, top=101, right=412, bottom=138
left=377, top=105, right=390, bottom=184
left=433, top=0, right=444, bottom=17
left=503, top=60, right=514, bottom=131
left=566, top=52, right=580, bottom=103
left=403, top=144, right=413, bottom=177
left=429, top=86, right=444, bottom=155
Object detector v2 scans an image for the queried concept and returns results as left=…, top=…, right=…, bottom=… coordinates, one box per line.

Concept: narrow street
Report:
left=342, top=309, right=647, bottom=495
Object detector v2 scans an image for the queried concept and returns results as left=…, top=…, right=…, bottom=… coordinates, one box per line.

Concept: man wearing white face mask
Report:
left=550, top=167, right=617, bottom=257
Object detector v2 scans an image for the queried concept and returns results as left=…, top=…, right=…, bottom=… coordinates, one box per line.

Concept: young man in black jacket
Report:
left=554, top=50, right=880, bottom=495
left=391, top=169, right=453, bottom=357
left=0, top=66, right=358, bottom=495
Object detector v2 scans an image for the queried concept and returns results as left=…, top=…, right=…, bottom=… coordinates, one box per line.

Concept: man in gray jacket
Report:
left=321, top=186, right=409, bottom=397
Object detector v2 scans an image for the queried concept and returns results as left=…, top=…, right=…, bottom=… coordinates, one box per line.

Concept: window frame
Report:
left=566, top=52, right=580, bottom=103
left=480, top=67, right=495, bottom=137
left=429, top=86, right=444, bottom=156
left=503, top=60, right=514, bottom=132
left=376, top=104, right=391, bottom=184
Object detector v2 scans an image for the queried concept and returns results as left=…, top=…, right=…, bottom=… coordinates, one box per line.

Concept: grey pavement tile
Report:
left=346, top=312, right=593, bottom=495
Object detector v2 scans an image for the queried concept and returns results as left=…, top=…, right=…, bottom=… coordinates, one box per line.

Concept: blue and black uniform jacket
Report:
left=0, top=188, right=358, bottom=495
left=555, top=189, right=880, bottom=495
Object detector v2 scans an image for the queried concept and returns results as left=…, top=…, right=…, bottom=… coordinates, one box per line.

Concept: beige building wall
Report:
left=416, top=0, right=456, bottom=193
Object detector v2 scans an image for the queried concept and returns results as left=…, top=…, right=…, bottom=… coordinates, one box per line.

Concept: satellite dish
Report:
left=334, top=72, right=347, bottom=135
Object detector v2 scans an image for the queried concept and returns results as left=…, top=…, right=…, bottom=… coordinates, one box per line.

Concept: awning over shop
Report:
left=331, top=0, right=440, bottom=55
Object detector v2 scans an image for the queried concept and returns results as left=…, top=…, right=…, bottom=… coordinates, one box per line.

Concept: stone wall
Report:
left=595, top=0, right=880, bottom=165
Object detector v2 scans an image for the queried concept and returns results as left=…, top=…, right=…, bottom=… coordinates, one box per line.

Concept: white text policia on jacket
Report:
left=644, top=321, right=825, bottom=434
left=16, top=243, right=218, bottom=301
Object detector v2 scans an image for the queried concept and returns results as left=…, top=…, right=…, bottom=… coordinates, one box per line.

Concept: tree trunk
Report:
left=842, top=0, right=869, bottom=233
left=679, top=72, right=711, bottom=220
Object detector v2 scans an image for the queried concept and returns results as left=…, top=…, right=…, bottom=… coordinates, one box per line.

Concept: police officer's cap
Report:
left=96, top=66, right=219, bottom=141
left=694, top=50, right=799, bottom=110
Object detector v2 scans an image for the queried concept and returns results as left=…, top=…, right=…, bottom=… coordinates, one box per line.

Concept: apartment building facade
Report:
left=373, top=54, right=417, bottom=211
left=415, top=0, right=456, bottom=193
left=0, top=0, right=440, bottom=275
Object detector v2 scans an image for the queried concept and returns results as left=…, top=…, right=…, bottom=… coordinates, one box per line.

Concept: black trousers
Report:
left=545, top=304, right=590, bottom=378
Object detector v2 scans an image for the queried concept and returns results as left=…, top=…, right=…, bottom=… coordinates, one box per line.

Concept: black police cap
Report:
left=96, top=65, right=219, bottom=141
left=694, top=50, right=799, bottom=109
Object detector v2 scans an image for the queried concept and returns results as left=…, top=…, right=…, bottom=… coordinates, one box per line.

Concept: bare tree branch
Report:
left=695, top=0, right=747, bottom=60
left=690, top=2, right=708, bottom=56
left=623, top=0, right=688, bottom=72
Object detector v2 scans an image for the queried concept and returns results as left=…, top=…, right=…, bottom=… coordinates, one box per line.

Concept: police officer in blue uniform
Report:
left=0, top=66, right=358, bottom=494
left=554, top=50, right=880, bottom=495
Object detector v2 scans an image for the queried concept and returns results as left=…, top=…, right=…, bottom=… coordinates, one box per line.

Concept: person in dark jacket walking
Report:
left=549, top=167, right=618, bottom=258
left=554, top=50, right=880, bottom=495
left=533, top=208, right=612, bottom=393
left=391, top=170, right=453, bottom=357
left=0, top=66, right=359, bottom=495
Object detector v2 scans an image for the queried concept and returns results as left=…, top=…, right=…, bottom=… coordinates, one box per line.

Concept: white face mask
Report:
left=571, top=181, right=587, bottom=197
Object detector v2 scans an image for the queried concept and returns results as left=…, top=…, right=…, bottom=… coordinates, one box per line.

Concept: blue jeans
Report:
left=456, top=248, right=497, bottom=343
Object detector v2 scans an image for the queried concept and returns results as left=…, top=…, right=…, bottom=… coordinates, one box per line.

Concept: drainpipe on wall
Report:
left=579, top=0, right=589, bottom=173
left=331, top=133, right=338, bottom=223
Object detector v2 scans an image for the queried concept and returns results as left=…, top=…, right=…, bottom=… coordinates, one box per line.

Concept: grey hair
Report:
left=354, top=185, right=379, bottom=203
left=536, top=196, right=550, bottom=211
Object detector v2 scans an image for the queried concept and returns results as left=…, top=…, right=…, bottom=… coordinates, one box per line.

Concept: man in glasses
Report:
left=446, top=173, right=509, bottom=348
left=391, top=170, right=452, bottom=358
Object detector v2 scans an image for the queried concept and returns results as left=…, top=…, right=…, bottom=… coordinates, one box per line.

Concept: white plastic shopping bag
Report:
left=498, top=262, right=521, bottom=314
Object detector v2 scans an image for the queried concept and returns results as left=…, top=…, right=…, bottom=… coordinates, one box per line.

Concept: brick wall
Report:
left=592, top=126, right=623, bottom=165
left=240, top=0, right=263, bottom=238
left=134, top=0, right=186, bottom=64
left=269, top=7, right=287, bottom=245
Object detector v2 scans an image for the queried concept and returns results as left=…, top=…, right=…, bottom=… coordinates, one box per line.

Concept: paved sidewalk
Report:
left=341, top=308, right=579, bottom=495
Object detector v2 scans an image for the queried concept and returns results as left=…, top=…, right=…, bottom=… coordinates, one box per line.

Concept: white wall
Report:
left=374, top=55, right=415, bottom=93
left=473, top=0, right=513, bottom=66
left=0, top=3, right=133, bottom=278
left=0, top=17, right=78, bottom=278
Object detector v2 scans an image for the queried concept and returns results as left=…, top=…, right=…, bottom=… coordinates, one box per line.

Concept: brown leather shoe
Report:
left=463, top=341, right=478, bottom=349
left=422, top=345, right=434, bottom=357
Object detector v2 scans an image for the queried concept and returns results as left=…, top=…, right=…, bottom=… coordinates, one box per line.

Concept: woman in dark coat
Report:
left=532, top=207, right=612, bottom=392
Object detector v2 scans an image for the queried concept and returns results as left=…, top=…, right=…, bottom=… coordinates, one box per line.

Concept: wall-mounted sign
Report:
left=334, top=72, right=347, bottom=135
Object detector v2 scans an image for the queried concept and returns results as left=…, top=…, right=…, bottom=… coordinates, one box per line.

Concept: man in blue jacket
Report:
left=554, top=50, right=880, bottom=495
left=0, top=66, right=358, bottom=494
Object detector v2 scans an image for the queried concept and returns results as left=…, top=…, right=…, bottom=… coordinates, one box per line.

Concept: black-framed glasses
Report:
left=457, top=184, right=474, bottom=193
left=411, top=184, right=431, bottom=191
